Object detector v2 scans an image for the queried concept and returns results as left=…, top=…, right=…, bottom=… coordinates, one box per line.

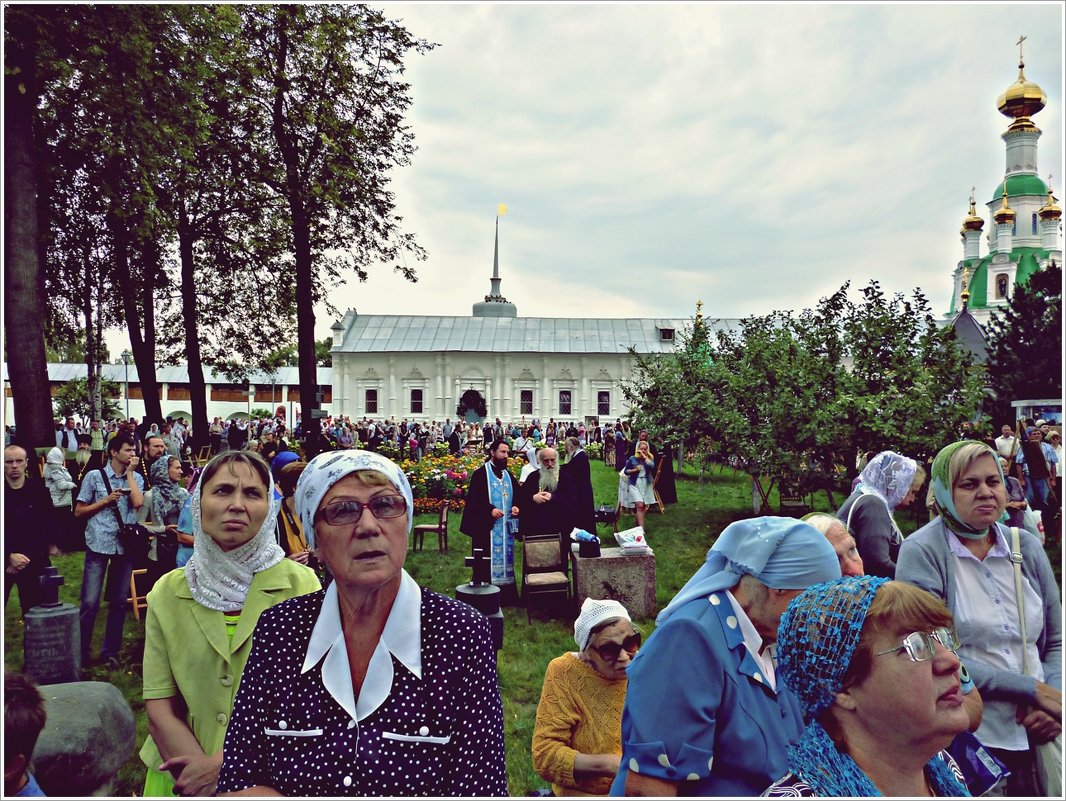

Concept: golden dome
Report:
left=1039, top=182, right=1062, bottom=220
left=997, top=58, right=1046, bottom=130
left=993, top=187, right=1015, bottom=224
left=961, top=194, right=985, bottom=232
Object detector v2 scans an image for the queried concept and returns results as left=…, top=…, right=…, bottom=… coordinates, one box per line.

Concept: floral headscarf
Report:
left=931, top=440, right=1007, bottom=538
left=294, top=449, right=415, bottom=549
left=858, top=451, right=918, bottom=510
left=150, top=456, right=188, bottom=526
left=184, top=455, right=285, bottom=611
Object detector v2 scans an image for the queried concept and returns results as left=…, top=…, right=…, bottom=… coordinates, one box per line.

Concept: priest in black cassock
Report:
left=460, top=439, right=520, bottom=604
left=561, top=436, right=596, bottom=535
left=517, top=446, right=576, bottom=538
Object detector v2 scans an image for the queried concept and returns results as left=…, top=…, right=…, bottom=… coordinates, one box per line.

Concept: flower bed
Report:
left=402, top=453, right=525, bottom=513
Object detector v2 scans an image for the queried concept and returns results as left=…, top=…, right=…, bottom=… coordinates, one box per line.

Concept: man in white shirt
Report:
left=994, top=424, right=1018, bottom=465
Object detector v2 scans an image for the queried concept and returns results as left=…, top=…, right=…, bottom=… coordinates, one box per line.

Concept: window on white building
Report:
left=1032, top=213, right=1038, bottom=235
left=366, top=389, right=378, bottom=414
left=411, top=388, right=423, bottom=414
left=520, top=390, right=533, bottom=415
left=559, top=390, right=572, bottom=415
left=659, top=328, right=675, bottom=342
left=597, top=391, right=610, bottom=416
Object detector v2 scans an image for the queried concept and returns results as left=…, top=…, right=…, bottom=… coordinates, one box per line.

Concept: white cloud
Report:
left=97, top=3, right=1065, bottom=356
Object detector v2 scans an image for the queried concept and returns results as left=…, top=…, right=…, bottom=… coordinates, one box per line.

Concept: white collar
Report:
left=302, top=570, right=423, bottom=722
left=725, top=589, right=777, bottom=690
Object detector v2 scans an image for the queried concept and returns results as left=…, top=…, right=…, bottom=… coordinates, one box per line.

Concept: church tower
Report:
left=948, top=39, right=1061, bottom=327
left=472, top=207, right=518, bottom=318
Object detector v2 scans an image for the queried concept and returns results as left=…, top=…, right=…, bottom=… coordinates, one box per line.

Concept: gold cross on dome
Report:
left=1017, top=35, right=1027, bottom=64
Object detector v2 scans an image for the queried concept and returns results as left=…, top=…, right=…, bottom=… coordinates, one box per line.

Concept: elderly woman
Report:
left=140, top=451, right=320, bottom=797
left=766, top=576, right=972, bottom=796
left=215, top=450, right=507, bottom=796
left=620, top=440, right=656, bottom=529
left=611, top=517, right=841, bottom=796
left=532, top=599, right=639, bottom=796
left=897, top=440, right=1062, bottom=797
left=835, top=450, right=925, bottom=578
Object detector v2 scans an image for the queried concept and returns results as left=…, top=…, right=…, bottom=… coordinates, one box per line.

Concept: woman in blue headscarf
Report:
left=216, top=450, right=507, bottom=797
left=610, top=517, right=841, bottom=797
left=768, top=576, right=972, bottom=796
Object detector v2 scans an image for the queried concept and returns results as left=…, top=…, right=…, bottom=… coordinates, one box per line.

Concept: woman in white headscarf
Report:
left=834, top=451, right=925, bottom=578
left=139, top=451, right=320, bottom=797
left=43, top=446, right=77, bottom=553
left=216, top=450, right=507, bottom=797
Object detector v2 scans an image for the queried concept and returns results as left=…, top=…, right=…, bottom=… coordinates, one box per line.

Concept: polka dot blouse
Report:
left=215, top=587, right=508, bottom=796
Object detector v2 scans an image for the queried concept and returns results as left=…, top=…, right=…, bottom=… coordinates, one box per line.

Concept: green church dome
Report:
left=991, top=173, right=1048, bottom=201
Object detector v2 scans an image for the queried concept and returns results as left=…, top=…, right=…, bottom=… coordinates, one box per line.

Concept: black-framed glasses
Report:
left=316, top=495, right=407, bottom=526
left=591, top=632, right=641, bottom=662
left=874, top=627, right=961, bottom=662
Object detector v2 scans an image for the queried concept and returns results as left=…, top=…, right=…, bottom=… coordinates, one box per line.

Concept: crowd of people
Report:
left=4, top=407, right=1062, bottom=797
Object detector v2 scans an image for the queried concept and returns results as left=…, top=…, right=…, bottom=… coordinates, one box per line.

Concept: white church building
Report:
left=328, top=218, right=739, bottom=424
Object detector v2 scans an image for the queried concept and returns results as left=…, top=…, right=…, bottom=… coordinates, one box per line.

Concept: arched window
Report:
left=996, top=275, right=1008, bottom=299
left=1032, top=213, right=1038, bottom=235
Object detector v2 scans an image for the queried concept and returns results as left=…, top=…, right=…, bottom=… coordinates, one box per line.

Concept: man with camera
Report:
left=74, top=433, right=144, bottom=670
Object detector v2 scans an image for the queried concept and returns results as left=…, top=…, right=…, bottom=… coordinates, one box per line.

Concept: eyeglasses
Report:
left=316, top=495, right=407, bottom=525
left=591, top=632, right=641, bottom=662
left=874, top=627, right=961, bottom=662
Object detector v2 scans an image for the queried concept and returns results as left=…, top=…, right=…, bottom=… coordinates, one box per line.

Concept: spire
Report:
left=961, top=187, right=984, bottom=232
left=993, top=186, right=1016, bottom=224
left=472, top=203, right=518, bottom=318
left=997, top=35, right=1047, bottom=131
left=1039, top=175, right=1062, bottom=221
left=960, top=266, right=970, bottom=309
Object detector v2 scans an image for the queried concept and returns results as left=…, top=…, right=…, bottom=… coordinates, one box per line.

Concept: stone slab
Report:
left=571, top=545, right=656, bottom=619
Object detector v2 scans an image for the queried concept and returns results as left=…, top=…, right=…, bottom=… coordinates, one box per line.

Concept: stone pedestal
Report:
left=24, top=603, right=81, bottom=685
left=571, top=546, right=656, bottom=619
left=33, top=681, right=135, bottom=796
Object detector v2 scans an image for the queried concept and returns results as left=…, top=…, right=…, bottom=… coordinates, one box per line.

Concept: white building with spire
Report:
left=328, top=215, right=738, bottom=424
left=947, top=45, right=1061, bottom=332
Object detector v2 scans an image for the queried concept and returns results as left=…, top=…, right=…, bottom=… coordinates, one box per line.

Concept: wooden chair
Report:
left=128, top=568, right=149, bottom=621
left=778, top=487, right=811, bottom=518
left=521, top=532, right=571, bottom=622
left=196, top=445, right=212, bottom=465
left=413, top=502, right=449, bottom=552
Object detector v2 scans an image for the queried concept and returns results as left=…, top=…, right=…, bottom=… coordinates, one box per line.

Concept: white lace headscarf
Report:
left=294, top=450, right=414, bottom=549
left=858, top=451, right=918, bottom=510
left=184, top=453, right=285, bottom=611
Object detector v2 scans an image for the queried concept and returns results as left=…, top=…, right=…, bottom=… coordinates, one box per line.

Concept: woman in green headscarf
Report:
left=897, top=440, right=1062, bottom=797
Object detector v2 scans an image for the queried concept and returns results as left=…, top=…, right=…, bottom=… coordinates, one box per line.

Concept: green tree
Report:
left=242, top=5, right=433, bottom=455
left=983, top=261, right=1063, bottom=425
left=840, top=282, right=985, bottom=470
left=52, top=377, right=121, bottom=420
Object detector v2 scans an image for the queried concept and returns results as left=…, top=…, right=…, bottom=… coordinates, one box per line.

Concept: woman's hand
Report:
left=288, top=549, right=311, bottom=565
left=1034, top=681, right=1062, bottom=721
left=1018, top=708, right=1062, bottom=743
left=572, top=752, right=622, bottom=780
left=159, top=751, right=223, bottom=796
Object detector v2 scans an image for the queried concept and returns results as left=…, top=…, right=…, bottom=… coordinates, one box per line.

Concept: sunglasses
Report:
left=874, top=627, right=961, bottom=662
left=591, top=632, right=642, bottom=662
left=316, top=494, right=407, bottom=526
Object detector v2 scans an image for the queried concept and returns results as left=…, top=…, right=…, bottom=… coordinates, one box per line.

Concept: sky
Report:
left=109, top=2, right=1064, bottom=354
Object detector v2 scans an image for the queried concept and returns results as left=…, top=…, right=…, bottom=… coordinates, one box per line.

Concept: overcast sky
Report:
left=110, top=2, right=1065, bottom=355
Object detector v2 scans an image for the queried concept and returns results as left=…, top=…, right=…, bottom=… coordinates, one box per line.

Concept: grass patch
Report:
left=6, top=459, right=1058, bottom=795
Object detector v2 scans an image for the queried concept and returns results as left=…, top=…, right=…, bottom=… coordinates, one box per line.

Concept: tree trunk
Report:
left=113, top=216, right=163, bottom=424
left=4, top=13, right=55, bottom=451
left=178, top=201, right=209, bottom=452
left=271, top=11, right=321, bottom=458
left=83, top=241, right=101, bottom=421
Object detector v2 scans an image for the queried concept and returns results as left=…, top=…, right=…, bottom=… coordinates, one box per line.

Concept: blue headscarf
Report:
left=294, top=449, right=415, bottom=548
left=656, top=516, right=841, bottom=625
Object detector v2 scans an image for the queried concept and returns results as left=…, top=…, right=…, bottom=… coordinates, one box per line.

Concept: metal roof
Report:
left=1, top=363, right=332, bottom=385
left=336, top=315, right=740, bottom=354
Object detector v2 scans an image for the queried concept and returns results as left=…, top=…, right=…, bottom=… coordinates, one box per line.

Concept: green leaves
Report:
left=625, top=281, right=986, bottom=493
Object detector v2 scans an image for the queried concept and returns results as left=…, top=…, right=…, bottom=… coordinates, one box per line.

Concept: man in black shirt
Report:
left=4, top=445, right=58, bottom=617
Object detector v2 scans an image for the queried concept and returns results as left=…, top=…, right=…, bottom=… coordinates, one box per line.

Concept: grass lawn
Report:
left=5, top=458, right=1059, bottom=795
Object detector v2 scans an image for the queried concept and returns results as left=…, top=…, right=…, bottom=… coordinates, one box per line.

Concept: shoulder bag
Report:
left=98, top=468, right=150, bottom=561
left=1010, top=526, right=1062, bottom=798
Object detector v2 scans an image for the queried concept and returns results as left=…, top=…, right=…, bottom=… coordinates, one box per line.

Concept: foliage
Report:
left=249, top=408, right=274, bottom=420
left=584, top=441, right=603, bottom=461
left=625, top=282, right=986, bottom=500
left=983, top=261, right=1063, bottom=425
left=52, top=377, right=121, bottom=420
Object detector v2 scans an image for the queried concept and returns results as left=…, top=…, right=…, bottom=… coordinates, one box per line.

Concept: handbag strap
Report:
left=1009, top=526, right=1032, bottom=677
left=97, top=468, right=128, bottom=530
